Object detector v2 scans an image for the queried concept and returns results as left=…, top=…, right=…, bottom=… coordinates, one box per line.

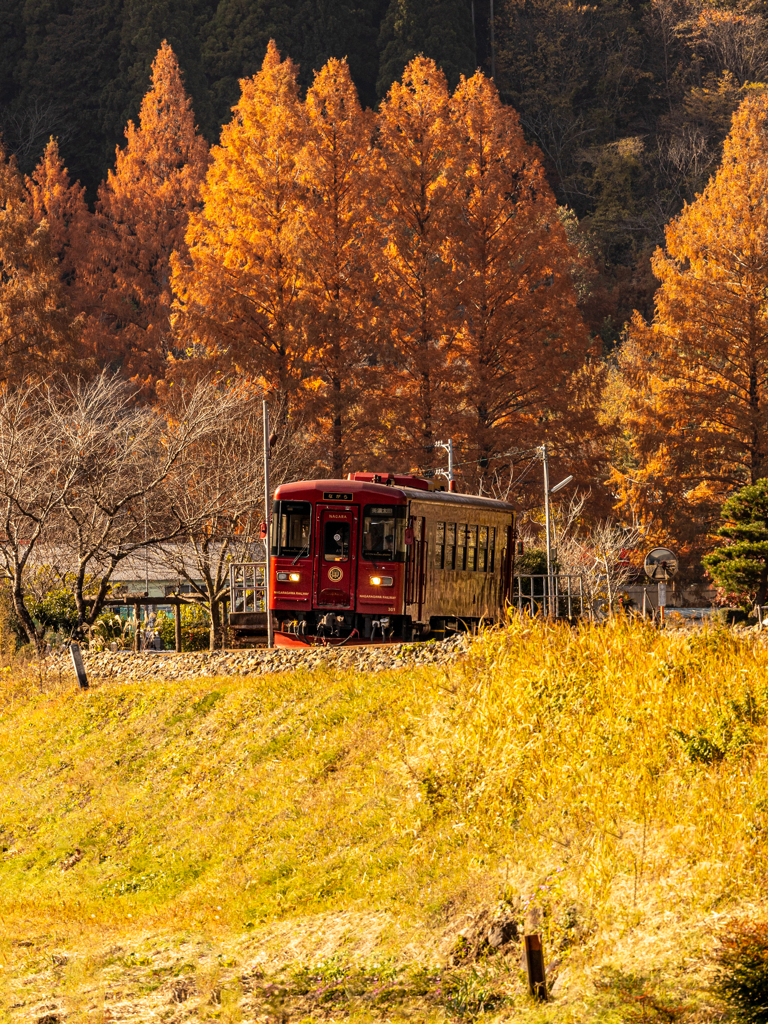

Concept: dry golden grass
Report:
left=1, top=616, right=767, bottom=1021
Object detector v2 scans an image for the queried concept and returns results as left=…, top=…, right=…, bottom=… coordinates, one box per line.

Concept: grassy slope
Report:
left=1, top=619, right=767, bottom=1021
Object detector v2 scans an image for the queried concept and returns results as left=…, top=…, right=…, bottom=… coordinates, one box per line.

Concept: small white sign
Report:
left=658, top=582, right=667, bottom=608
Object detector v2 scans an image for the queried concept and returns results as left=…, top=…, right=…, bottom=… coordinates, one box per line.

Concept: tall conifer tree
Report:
left=89, top=40, right=208, bottom=383
left=618, top=93, right=768, bottom=542
left=0, top=143, right=76, bottom=380
left=449, top=72, right=594, bottom=487
left=298, top=57, right=376, bottom=476
left=372, top=56, right=461, bottom=467
left=173, top=41, right=306, bottom=404
left=26, top=138, right=92, bottom=319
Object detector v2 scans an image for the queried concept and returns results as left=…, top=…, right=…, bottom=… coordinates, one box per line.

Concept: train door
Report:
left=315, top=505, right=358, bottom=609
left=405, top=515, right=426, bottom=622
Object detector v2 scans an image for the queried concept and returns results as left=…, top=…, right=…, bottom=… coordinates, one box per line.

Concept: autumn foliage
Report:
left=618, top=92, right=768, bottom=543
left=4, top=39, right=599, bottom=491
left=0, top=142, right=78, bottom=382
left=172, top=43, right=597, bottom=481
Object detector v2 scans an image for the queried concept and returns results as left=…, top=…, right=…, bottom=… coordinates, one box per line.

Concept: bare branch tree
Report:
left=154, top=390, right=313, bottom=649
left=46, top=373, right=247, bottom=633
left=0, top=380, right=81, bottom=649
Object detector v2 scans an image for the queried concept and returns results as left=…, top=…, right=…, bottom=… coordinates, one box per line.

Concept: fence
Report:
left=513, top=574, right=587, bottom=620
left=229, top=562, right=267, bottom=614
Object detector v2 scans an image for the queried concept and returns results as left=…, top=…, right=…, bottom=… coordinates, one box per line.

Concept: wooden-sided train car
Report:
left=269, top=472, right=516, bottom=645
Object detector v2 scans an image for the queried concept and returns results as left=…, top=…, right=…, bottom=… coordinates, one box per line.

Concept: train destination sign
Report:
left=323, top=492, right=353, bottom=501
left=643, top=546, right=678, bottom=581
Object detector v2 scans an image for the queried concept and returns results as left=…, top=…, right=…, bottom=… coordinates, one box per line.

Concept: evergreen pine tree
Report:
left=377, top=0, right=476, bottom=99
left=703, top=480, right=768, bottom=606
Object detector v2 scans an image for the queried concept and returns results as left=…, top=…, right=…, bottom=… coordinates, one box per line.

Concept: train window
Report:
left=361, top=505, right=406, bottom=562
left=489, top=527, right=496, bottom=572
left=324, top=521, right=350, bottom=562
left=478, top=526, right=488, bottom=571
left=434, top=522, right=445, bottom=568
left=272, top=501, right=311, bottom=558
left=456, top=524, right=467, bottom=570
left=467, top=526, right=478, bottom=570
left=445, top=523, right=456, bottom=569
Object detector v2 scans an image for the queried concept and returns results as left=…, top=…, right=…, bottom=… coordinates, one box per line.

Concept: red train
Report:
left=269, top=472, right=516, bottom=645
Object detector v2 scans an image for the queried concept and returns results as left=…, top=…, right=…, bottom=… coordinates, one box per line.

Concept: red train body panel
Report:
left=269, top=474, right=515, bottom=645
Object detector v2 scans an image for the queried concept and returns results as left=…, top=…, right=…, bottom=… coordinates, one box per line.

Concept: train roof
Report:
left=274, top=478, right=515, bottom=513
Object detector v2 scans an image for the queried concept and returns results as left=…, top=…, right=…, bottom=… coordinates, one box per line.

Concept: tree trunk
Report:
left=209, top=597, right=221, bottom=651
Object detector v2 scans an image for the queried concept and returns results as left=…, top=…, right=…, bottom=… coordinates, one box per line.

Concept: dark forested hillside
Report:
left=0, top=0, right=475, bottom=195
left=1, top=0, right=766, bottom=334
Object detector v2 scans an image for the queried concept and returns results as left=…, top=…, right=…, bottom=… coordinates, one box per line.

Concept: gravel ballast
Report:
left=47, top=634, right=470, bottom=685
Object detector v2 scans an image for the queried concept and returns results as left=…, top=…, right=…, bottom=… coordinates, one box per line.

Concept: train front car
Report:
left=270, top=478, right=409, bottom=645
left=269, top=473, right=516, bottom=647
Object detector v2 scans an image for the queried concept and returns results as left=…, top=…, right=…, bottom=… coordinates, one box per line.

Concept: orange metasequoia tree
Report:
left=88, top=41, right=208, bottom=384
left=371, top=56, right=462, bottom=469
left=448, top=72, right=596, bottom=492
left=618, top=92, right=768, bottom=542
left=26, top=138, right=91, bottom=288
left=0, top=143, right=77, bottom=381
left=298, top=58, right=377, bottom=476
left=173, top=41, right=307, bottom=406
left=26, top=138, right=93, bottom=370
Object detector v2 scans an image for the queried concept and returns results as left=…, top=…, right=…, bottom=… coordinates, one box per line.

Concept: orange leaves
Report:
left=86, top=41, right=209, bottom=384
left=0, top=143, right=77, bottom=382
left=173, top=44, right=592, bottom=478
left=621, top=92, right=768, bottom=544
left=173, top=41, right=305, bottom=397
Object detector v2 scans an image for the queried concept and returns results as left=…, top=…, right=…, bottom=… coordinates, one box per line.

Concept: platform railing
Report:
left=513, top=574, right=587, bottom=620
left=229, top=562, right=267, bottom=614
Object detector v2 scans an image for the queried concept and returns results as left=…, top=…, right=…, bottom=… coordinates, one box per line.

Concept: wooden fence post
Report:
left=524, top=933, right=547, bottom=1001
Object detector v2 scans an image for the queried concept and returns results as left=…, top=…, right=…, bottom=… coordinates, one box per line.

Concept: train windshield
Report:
left=361, top=505, right=406, bottom=562
left=271, top=500, right=311, bottom=558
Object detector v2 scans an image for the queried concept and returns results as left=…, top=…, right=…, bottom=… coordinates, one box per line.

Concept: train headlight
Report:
left=289, top=572, right=301, bottom=582
left=277, top=572, right=288, bottom=581
left=370, top=575, right=393, bottom=586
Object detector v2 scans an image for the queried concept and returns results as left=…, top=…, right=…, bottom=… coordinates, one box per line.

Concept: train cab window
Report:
left=272, top=500, right=311, bottom=558
left=467, top=526, right=478, bottom=570
left=456, top=524, right=467, bottom=570
left=361, top=505, right=406, bottom=562
left=478, top=526, right=489, bottom=572
left=488, top=527, right=496, bottom=572
left=324, top=521, right=350, bottom=562
left=445, top=523, right=456, bottom=569
left=434, top=522, right=445, bottom=568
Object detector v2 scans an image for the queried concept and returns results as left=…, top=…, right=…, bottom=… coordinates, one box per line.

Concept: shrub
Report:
left=156, top=605, right=211, bottom=651
left=715, top=920, right=768, bottom=1023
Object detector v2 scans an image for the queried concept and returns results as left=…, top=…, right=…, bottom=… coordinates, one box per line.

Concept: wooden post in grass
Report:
left=133, top=602, right=141, bottom=651
left=524, top=933, right=547, bottom=1001
left=174, top=600, right=182, bottom=653
left=69, top=643, right=89, bottom=690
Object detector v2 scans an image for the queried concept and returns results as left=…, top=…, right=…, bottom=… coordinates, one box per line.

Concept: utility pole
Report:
left=263, top=399, right=273, bottom=648
left=542, top=444, right=553, bottom=617
left=436, top=440, right=455, bottom=491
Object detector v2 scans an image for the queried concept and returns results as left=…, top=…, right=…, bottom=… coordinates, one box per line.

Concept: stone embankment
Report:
left=48, top=634, right=469, bottom=684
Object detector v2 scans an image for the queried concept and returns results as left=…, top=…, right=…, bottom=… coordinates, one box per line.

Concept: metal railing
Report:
left=230, top=562, right=267, bottom=614
left=513, top=574, right=587, bottom=620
